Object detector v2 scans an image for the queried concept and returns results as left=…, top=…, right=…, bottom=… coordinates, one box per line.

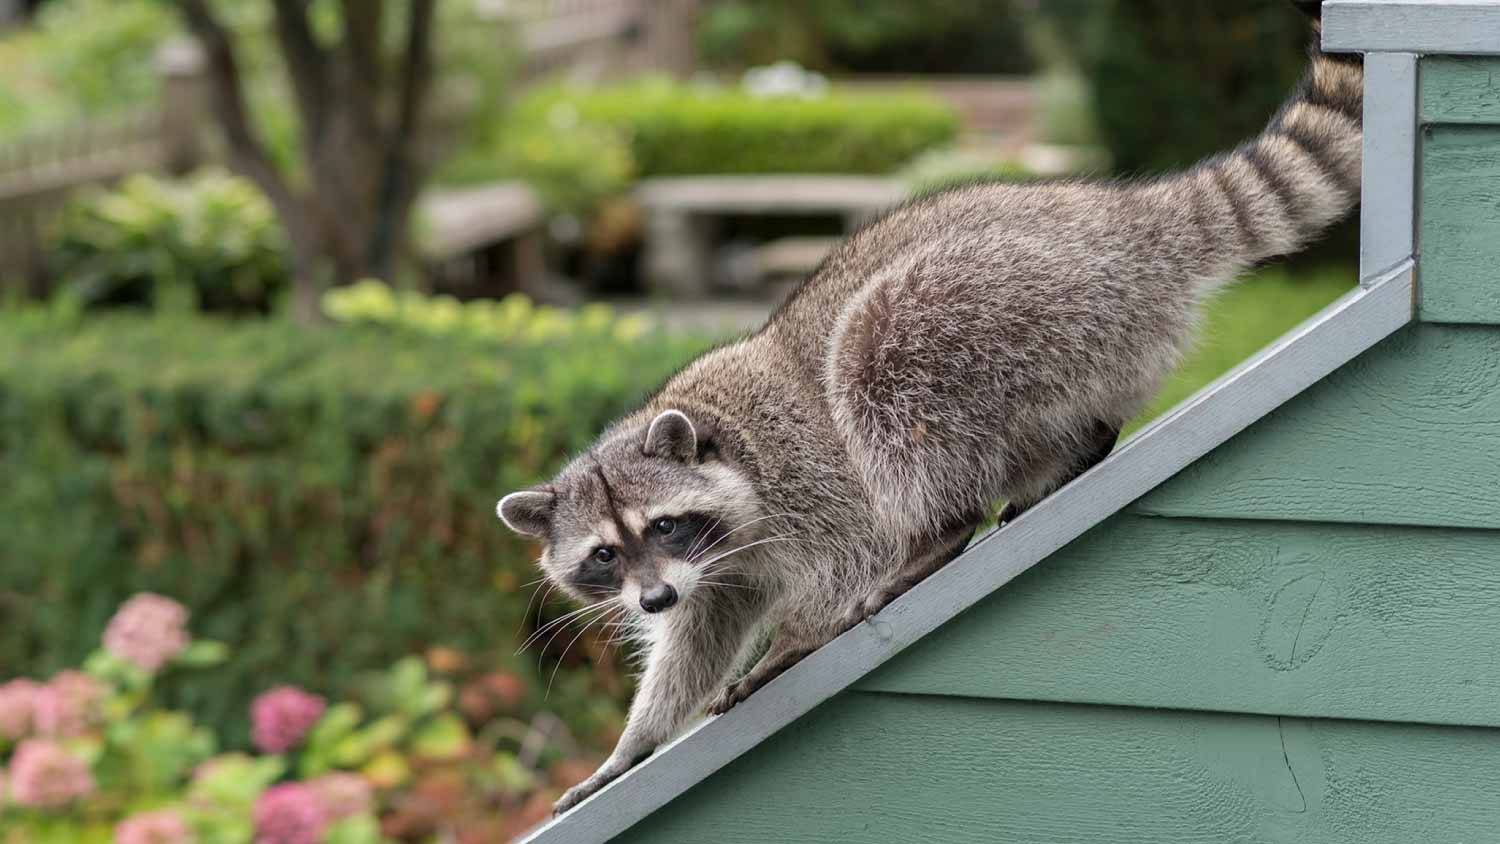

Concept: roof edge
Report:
left=1324, top=0, right=1500, bottom=55
left=523, top=259, right=1416, bottom=844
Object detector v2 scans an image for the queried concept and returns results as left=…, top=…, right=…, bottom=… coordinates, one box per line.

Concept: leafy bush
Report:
left=322, top=281, right=653, bottom=345
left=1069, top=0, right=1308, bottom=175
left=0, top=593, right=593, bottom=843
left=0, top=301, right=711, bottom=749
left=697, top=0, right=1037, bottom=75
left=437, top=119, right=636, bottom=218
left=0, top=0, right=174, bottom=140
left=48, top=171, right=289, bottom=313
left=512, top=78, right=959, bottom=178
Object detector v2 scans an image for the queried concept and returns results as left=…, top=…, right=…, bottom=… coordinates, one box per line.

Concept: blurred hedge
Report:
left=0, top=308, right=709, bottom=748
left=511, top=79, right=960, bottom=179
left=1070, top=1, right=1308, bottom=175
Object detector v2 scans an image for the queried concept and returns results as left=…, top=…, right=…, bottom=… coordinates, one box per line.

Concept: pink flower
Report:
left=115, top=809, right=195, bottom=844
left=7, top=739, right=95, bottom=808
left=254, top=783, right=328, bottom=844
left=308, top=772, right=372, bottom=821
left=250, top=687, right=325, bottom=754
left=32, top=671, right=104, bottom=738
left=104, top=593, right=191, bottom=672
left=0, top=678, right=39, bottom=741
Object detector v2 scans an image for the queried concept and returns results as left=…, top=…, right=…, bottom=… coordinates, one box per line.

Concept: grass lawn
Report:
left=1123, top=265, right=1357, bottom=437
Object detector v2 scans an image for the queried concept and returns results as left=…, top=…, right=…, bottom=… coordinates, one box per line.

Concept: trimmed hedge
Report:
left=0, top=308, right=709, bottom=748
left=514, top=79, right=960, bottom=178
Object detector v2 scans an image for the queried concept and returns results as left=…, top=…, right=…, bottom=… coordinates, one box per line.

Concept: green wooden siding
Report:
left=1421, top=57, right=1500, bottom=125
left=855, top=514, right=1500, bottom=729
left=1134, top=323, right=1500, bottom=528
left=1419, top=57, right=1500, bottom=325
left=615, top=693, right=1500, bottom=844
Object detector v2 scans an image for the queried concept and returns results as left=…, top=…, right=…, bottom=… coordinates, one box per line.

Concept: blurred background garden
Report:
left=0, top=1, right=1357, bottom=842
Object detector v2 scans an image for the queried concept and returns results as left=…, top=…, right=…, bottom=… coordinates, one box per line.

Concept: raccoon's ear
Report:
left=497, top=489, right=554, bottom=538
left=643, top=409, right=698, bottom=462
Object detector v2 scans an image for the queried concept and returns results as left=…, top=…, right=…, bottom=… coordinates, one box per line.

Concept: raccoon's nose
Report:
left=640, top=584, right=678, bottom=614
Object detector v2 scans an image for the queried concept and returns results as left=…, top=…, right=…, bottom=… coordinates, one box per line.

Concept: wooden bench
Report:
left=419, top=181, right=549, bottom=299
left=634, top=175, right=906, bottom=297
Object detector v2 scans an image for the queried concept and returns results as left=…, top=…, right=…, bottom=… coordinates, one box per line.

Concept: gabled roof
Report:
left=521, top=259, right=1415, bottom=844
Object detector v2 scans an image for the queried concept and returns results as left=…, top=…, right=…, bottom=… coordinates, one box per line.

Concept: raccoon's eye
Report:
left=653, top=517, right=677, bottom=536
left=592, top=547, right=616, bottom=564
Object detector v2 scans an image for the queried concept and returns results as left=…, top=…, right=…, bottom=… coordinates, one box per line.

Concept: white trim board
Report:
left=1324, top=0, right=1500, bottom=55
left=520, top=260, right=1417, bottom=844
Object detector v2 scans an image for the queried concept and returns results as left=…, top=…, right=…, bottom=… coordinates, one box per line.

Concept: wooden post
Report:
left=156, top=38, right=208, bottom=175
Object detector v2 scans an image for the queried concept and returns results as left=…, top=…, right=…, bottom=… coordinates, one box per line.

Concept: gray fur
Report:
left=503, top=28, right=1364, bottom=815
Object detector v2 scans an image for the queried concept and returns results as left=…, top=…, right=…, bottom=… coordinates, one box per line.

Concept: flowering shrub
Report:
left=0, top=594, right=596, bottom=844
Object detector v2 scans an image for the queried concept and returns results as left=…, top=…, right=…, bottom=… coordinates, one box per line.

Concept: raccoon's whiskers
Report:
left=695, top=534, right=800, bottom=573
left=684, top=516, right=721, bottom=562
left=688, top=513, right=800, bottom=564
left=516, top=597, right=614, bottom=654
left=547, top=605, right=620, bottom=699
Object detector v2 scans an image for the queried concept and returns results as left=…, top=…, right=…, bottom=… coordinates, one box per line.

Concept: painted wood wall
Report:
left=609, top=56, right=1500, bottom=844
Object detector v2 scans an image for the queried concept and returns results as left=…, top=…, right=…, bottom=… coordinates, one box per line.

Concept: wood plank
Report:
left=856, top=514, right=1500, bottom=728
left=1324, top=1, right=1500, bottom=56
left=1135, top=323, right=1500, bottom=528
left=1422, top=57, right=1500, bottom=125
left=1359, top=53, right=1416, bottom=281
left=614, top=693, right=1500, bottom=844
left=1420, top=126, right=1500, bottom=324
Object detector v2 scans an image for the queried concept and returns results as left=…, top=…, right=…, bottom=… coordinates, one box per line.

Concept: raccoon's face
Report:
left=497, top=409, right=765, bottom=617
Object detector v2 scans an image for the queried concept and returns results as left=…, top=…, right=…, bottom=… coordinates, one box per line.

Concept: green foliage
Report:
left=898, top=147, right=1033, bottom=199
left=1126, top=267, right=1356, bottom=435
left=0, top=596, right=590, bottom=842
left=48, top=170, right=289, bottom=313
left=0, top=0, right=174, bottom=139
left=1071, top=0, right=1309, bottom=174
left=697, top=0, right=1036, bottom=75
left=511, top=78, right=959, bottom=179
left=0, top=0, right=517, bottom=181
left=323, top=280, right=654, bottom=345
left=438, top=118, right=636, bottom=217
left=0, top=303, right=710, bottom=747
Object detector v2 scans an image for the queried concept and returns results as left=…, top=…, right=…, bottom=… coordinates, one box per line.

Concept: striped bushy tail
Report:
left=1190, top=17, right=1364, bottom=266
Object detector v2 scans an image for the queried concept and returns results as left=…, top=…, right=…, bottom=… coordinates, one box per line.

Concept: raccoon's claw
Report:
left=839, top=586, right=901, bottom=630
left=706, top=680, right=753, bottom=715
left=554, top=778, right=601, bottom=816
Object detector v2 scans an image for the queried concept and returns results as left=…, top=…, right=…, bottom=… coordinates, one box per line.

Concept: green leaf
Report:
left=324, top=815, right=382, bottom=844
left=175, top=640, right=230, bottom=668
left=409, top=713, right=471, bottom=760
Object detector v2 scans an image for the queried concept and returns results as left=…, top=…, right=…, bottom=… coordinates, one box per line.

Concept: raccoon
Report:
left=500, top=6, right=1363, bottom=815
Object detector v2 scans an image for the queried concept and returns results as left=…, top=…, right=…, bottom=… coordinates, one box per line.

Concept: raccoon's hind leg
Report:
left=839, top=510, right=982, bottom=630
left=998, top=418, right=1120, bottom=526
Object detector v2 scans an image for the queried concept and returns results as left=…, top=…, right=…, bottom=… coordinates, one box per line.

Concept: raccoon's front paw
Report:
left=553, top=753, right=639, bottom=816
left=706, top=679, right=753, bottom=715
left=839, top=586, right=901, bottom=630
left=554, top=777, right=603, bottom=816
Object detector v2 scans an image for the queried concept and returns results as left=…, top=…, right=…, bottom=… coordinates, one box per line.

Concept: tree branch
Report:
left=176, top=0, right=323, bottom=320
left=270, top=0, right=333, bottom=143
left=339, top=0, right=385, bottom=137
left=174, top=0, right=297, bottom=215
left=368, top=0, right=436, bottom=276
